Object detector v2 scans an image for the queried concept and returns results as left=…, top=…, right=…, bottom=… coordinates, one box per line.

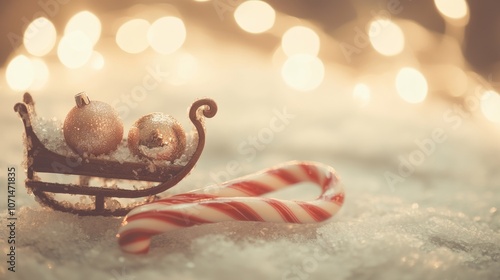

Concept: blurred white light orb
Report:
left=481, top=90, right=500, bottom=123
left=24, top=17, right=57, bottom=57
left=30, top=58, right=50, bottom=90
left=395, top=67, right=428, bottom=103
left=65, top=11, right=101, bottom=46
left=6, top=55, right=35, bottom=91
left=434, top=0, right=468, bottom=20
left=282, top=26, right=320, bottom=57
left=89, top=51, right=105, bottom=70
left=234, top=1, right=275, bottom=34
left=353, top=83, right=371, bottom=107
left=116, top=19, right=151, bottom=54
left=281, top=54, right=324, bottom=91
left=368, top=19, right=405, bottom=56
left=57, top=31, right=93, bottom=69
left=148, top=17, right=186, bottom=55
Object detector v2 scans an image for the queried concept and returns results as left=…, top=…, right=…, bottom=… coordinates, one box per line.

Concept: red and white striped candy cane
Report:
left=117, top=161, right=345, bottom=254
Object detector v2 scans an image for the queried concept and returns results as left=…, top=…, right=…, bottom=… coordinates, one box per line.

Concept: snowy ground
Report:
left=1, top=18, right=500, bottom=280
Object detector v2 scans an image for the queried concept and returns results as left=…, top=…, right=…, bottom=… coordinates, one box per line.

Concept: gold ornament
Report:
left=63, top=92, right=124, bottom=156
left=127, top=113, right=186, bottom=161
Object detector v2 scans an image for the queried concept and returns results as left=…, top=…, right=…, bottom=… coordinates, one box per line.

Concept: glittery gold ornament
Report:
left=63, top=92, right=124, bottom=156
left=128, top=113, right=186, bottom=161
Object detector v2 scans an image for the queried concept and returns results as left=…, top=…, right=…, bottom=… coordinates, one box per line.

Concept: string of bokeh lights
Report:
left=4, top=0, right=500, bottom=124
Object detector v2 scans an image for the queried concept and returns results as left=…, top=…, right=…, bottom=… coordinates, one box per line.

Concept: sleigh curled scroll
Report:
left=14, top=93, right=217, bottom=216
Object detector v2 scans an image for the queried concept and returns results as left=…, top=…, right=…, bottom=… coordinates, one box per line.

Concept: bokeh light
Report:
left=23, top=17, right=57, bottom=57
left=30, top=58, right=50, bottom=90
left=89, top=51, right=105, bottom=70
left=434, top=0, right=469, bottom=20
left=148, top=17, right=186, bottom=55
left=116, top=19, right=151, bottom=54
left=353, top=83, right=371, bottom=107
left=6, top=55, right=35, bottom=91
left=395, top=67, right=428, bottom=103
left=281, top=26, right=320, bottom=57
left=57, top=31, right=93, bottom=69
left=480, top=90, right=500, bottom=123
left=369, top=19, right=405, bottom=56
left=281, top=54, right=324, bottom=91
left=65, top=11, right=102, bottom=46
left=234, top=1, right=276, bottom=34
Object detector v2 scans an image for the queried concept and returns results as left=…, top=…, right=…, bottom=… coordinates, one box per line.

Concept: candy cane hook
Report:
left=117, top=161, right=345, bottom=254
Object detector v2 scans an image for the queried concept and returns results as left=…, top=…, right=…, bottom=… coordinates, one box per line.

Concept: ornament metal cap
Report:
left=75, top=92, right=90, bottom=108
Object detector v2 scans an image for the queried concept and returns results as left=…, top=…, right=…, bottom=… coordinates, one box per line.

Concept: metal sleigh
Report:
left=14, top=93, right=217, bottom=216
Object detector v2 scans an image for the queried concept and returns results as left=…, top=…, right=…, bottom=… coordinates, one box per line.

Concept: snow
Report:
left=1, top=15, right=500, bottom=280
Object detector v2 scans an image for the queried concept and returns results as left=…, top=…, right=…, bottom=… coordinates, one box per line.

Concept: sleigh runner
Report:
left=14, top=93, right=217, bottom=216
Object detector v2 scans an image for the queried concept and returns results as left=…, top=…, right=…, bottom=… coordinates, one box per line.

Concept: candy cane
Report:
left=117, top=161, right=345, bottom=254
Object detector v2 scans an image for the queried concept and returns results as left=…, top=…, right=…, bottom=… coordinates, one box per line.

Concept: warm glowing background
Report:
left=1, top=0, right=499, bottom=123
